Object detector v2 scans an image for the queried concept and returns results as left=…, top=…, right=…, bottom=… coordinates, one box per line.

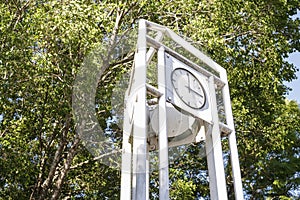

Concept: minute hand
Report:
left=190, top=88, right=204, bottom=98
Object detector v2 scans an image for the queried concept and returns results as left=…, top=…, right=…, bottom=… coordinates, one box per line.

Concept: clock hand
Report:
left=190, top=88, right=204, bottom=98
left=185, top=85, right=191, bottom=93
left=187, top=73, right=191, bottom=93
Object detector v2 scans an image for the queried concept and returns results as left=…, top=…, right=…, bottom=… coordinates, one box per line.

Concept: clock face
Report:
left=171, top=68, right=206, bottom=109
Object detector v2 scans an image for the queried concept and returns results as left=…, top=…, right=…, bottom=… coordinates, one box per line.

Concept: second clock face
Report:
left=171, top=68, right=206, bottom=109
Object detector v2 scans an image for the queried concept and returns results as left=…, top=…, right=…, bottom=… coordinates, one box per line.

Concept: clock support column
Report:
left=205, top=76, right=228, bottom=199
left=120, top=20, right=170, bottom=200
left=120, top=20, right=148, bottom=200
left=157, top=47, right=170, bottom=199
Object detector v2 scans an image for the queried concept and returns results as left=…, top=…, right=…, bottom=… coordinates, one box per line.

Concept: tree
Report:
left=0, top=0, right=299, bottom=199
left=180, top=1, right=300, bottom=198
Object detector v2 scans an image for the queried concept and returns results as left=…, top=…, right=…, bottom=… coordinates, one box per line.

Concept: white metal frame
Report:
left=120, top=19, right=244, bottom=200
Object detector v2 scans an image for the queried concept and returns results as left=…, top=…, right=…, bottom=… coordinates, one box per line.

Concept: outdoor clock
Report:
left=171, top=68, right=206, bottom=109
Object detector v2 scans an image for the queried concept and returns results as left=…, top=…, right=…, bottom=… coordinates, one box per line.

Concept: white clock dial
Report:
left=171, top=68, right=206, bottom=109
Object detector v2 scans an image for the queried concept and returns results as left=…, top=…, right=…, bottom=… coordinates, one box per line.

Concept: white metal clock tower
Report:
left=120, top=19, right=244, bottom=200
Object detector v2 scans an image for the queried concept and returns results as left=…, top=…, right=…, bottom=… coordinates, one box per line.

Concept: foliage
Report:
left=0, top=0, right=299, bottom=199
left=169, top=169, right=196, bottom=200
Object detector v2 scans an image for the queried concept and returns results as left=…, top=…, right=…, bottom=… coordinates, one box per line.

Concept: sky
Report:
left=284, top=10, right=300, bottom=103
left=285, top=52, right=300, bottom=102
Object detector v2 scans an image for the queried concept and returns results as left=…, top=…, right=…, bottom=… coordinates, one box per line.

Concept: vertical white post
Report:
left=220, top=70, right=244, bottom=199
left=131, top=19, right=148, bottom=200
left=146, top=153, right=150, bottom=200
left=157, top=47, right=169, bottom=199
left=120, top=124, right=132, bottom=200
left=206, top=76, right=228, bottom=200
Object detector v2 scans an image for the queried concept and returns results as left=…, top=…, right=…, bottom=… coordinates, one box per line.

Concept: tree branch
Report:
left=10, top=0, right=32, bottom=31
left=51, top=135, right=81, bottom=200
left=70, top=149, right=122, bottom=170
left=30, top=115, right=71, bottom=200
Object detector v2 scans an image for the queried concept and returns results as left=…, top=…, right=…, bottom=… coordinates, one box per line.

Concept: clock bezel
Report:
left=171, top=68, right=207, bottom=109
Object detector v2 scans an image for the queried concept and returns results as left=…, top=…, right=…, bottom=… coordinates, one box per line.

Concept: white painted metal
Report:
left=145, top=36, right=225, bottom=89
left=131, top=19, right=147, bottom=200
left=149, top=102, right=205, bottom=147
left=120, top=65, right=135, bottom=200
left=206, top=76, right=228, bottom=199
left=164, top=54, right=213, bottom=124
left=120, top=126, right=132, bottom=200
left=220, top=71, right=244, bottom=199
left=146, top=152, right=150, bottom=200
left=157, top=47, right=169, bottom=199
left=146, top=32, right=164, bottom=65
left=147, top=20, right=226, bottom=75
left=120, top=19, right=244, bottom=200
